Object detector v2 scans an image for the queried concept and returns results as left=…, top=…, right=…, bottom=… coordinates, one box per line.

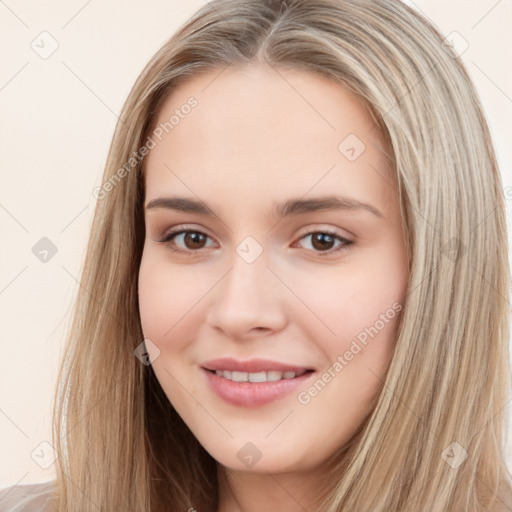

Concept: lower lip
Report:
left=202, top=368, right=315, bottom=407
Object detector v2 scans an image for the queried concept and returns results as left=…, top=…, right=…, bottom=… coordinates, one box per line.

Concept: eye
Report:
left=156, top=227, right=353, bottom=256
left=295, top=230, right=353, bottom=256
left=158, top=229, right=216, bottom=253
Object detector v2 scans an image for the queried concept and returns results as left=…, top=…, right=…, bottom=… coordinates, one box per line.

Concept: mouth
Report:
left=200, top=357, right=317, bottom=407
left=204, top=368, right=314, bottom=382
left=201, top=357, right=315, bottom=375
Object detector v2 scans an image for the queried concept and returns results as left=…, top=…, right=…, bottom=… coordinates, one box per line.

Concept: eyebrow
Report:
left=145, top=195, right=383, bottom=218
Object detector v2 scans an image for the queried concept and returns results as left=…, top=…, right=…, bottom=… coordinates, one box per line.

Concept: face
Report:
left=138, top=64, right=408, bottom=474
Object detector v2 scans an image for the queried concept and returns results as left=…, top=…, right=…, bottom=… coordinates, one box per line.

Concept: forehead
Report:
left=143, top=64, right=393, bottom=212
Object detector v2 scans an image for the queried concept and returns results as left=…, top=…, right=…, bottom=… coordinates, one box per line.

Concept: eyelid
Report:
left=295, top=224, right=353, bottom=241
left=158, top=224, right=214, bottom=242
left=158, top=223, right=353, bottom=241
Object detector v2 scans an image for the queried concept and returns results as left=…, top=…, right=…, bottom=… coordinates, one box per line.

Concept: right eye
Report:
left=158, top=229, right=217, bottom=253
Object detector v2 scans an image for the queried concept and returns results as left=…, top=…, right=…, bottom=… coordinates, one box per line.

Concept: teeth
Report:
left=249, top=371, right=267, bottom=383
left=267, top=371, right=283, bottom=381
left=232, top=371, right=248, bottom=382
left=213, top=369, right=307, bottom=382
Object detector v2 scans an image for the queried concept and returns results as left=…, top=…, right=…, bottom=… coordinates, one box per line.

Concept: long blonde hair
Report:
left=50, top=0, right=512, bottom=510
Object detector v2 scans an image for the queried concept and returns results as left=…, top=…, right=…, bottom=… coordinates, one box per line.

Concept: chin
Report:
left=203, top=438, right=316, bottom=474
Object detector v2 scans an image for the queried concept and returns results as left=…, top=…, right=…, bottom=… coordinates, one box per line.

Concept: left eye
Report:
left=158, top=229, right=353, bottom=255
left=296, top=231, right=353, bottom=255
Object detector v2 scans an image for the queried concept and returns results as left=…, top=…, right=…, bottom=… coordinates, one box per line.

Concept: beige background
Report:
left=0, top=0, right=511, bottom=487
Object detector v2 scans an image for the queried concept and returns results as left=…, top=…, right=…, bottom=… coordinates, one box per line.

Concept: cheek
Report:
left=294, top=261, right=405, bottom=345
left=291, top=248, right=406, bottom=396
left=138, top=252, right=200, bottom=353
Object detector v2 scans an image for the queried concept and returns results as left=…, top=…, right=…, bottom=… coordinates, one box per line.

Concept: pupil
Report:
left=186, top=232, right=205, bottom=249
left=312, top=233, right=334, bottom=251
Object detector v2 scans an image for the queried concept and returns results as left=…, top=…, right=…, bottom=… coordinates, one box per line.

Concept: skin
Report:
left=138, top=63, right=409, bottom=512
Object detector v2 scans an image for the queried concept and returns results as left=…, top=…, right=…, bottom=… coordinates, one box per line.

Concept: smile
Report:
left=210, top=369, right=310, bottom=382
left=201, top=359, right=316, bottom=407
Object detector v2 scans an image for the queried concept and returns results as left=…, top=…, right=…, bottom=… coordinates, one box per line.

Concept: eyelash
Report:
left=157, top=227, right=354, bottom=257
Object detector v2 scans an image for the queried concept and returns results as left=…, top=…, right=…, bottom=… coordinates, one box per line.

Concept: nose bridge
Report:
left=220, top=245, right=270, bottom=312
left=206, top=243, right=285, bottom=336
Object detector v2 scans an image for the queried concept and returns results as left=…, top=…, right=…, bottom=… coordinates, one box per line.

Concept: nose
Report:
left=205, top=248, right=287, bottom=340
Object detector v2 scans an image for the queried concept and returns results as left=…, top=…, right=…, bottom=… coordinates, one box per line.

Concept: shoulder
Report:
left=0, top=481, right=56, bottom=512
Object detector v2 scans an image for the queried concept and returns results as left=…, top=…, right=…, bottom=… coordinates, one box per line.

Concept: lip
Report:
left=200, top=358, right=316, bottom=407
left=201, top=357, right=314, bottom=373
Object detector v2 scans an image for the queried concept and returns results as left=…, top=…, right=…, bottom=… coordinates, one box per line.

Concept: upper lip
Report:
left=201, top=357, right=314, bottom=374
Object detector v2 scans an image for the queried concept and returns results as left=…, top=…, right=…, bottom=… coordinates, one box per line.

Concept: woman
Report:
left=1, top=0, right=511, bottom=510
